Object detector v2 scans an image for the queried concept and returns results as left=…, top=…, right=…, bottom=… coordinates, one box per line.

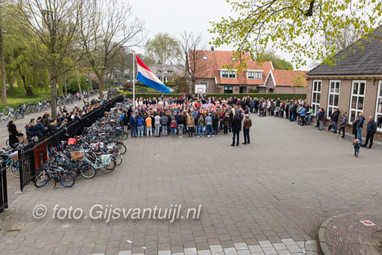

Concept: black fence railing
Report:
left=18, top=95, right=124, bottom=191
left=0, top=162, right=8, bottom=212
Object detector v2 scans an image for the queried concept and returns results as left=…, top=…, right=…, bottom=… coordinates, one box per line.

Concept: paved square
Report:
left=1, top=116, right=381, bottom=255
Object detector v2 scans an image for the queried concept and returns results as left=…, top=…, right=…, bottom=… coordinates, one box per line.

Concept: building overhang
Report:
left=307, top=75, right=382, bottom=80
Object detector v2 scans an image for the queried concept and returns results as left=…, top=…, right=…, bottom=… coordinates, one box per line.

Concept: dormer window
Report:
left=221, top=70, right=236, bottom=79
left=247, top=71, right=262, bottom=79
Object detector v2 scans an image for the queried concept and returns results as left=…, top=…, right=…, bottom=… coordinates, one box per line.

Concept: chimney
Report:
left=211, top=46, right=214, bottom=52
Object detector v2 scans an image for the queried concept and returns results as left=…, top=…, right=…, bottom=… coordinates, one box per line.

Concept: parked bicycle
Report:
left=34, top=164, right=75, bottom=188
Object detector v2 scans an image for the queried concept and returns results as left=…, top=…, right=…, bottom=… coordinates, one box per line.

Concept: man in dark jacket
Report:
left=231, top=112, right=242, bottom=147
left=330, top=108, right=340, bottom=133
left=243, top=114, right=252, bottom=144
left=362, top=116, right=377, bottom=149
left=356, top=113, right=365, bottom=144
left=339, top=112, right=347, bottom=138
left=36, top=117, right=46, bottom=138
left=317, top=108, right=325, bottom=130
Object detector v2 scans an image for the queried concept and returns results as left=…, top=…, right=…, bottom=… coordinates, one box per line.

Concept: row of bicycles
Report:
left=0, top=142, right=24, bottom=177
left=33, top=107, right=128, bottom=188
left=0, top=92, right=97, bottom=125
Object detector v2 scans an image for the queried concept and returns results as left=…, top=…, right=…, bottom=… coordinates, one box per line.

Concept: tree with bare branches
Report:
left=78, top=0, right=144, bottom=96
left=16, top=0, right=82, bottom=118
left=180, top=32, right=209, bottom=93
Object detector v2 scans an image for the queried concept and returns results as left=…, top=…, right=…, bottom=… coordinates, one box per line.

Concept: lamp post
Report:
left=86, top=77, right=89, bottom=102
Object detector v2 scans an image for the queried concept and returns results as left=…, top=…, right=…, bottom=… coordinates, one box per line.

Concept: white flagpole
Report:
left=132, top=51, right=136, bottom=113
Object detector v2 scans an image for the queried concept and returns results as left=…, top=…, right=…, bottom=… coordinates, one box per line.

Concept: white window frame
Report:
left=220, top=70, right=236, bottom=79
left=327, top=80, right=341, bottom=119
left=349, top=80, right=366, bottom=124
left=224, top=86, right=233, bottom=94
left=311, top=80, right=322, bottom=115
left=247, top=70, right=262, bottom=80
left=375, top=80, right=382, bottom=131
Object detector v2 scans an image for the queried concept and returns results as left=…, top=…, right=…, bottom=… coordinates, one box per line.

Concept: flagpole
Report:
left=132, top=51, right=136, bottom=113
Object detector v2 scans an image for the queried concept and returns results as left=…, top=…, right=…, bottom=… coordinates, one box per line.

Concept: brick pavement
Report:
left=319, top=213, right=382, bottom=255
left=0, top=116, right=381, bottom=255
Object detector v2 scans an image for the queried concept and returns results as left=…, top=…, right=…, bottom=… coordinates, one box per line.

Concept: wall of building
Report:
left=308, top=78, right=382, bottom=142
left=265, top=77, right=275, bottom=92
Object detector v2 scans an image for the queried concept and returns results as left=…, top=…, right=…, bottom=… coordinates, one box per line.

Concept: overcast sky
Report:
left=130, top=0, right=313, bottom=70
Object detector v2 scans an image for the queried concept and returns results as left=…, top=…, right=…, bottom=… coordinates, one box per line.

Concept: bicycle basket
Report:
left=71, top=151, right=84, bottom=161
left=9, top=151, right=18, bottom=161
left=101, top=155, right=111, bottom=165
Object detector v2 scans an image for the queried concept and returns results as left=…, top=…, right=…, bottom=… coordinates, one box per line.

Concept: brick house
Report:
left=190, top=49, right=273, bottom=93
left=306, top=27, right=382, bottom=141
left=261, top=70, right=308, bottom=93
left=149, top=64, right=184, bottom=83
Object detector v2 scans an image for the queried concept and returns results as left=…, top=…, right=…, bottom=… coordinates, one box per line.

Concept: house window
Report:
left=247, top=71, right=262, bottom=79
left=327, top=81, right=340, bottom=118
left=349, top=80, right=366, bottom=124
left=224, top=86, right=233, bottom=94
left=311, top=80, right=322, bottom=115
left=375, top=81, right=382, bottom=131
left=203, top=56, right=207, bottom=60
left=164, top=77, right=168, bottom=82
left=221, top=70, right=236, bottom=79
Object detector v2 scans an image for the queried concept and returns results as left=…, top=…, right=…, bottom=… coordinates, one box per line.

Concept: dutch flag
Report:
left=136, top=55, right=170, bottom=94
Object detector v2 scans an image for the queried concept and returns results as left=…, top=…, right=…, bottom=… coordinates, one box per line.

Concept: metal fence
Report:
left=0, top=162, right=8, bottom=212
left=18, top=95, right=124, bottom=191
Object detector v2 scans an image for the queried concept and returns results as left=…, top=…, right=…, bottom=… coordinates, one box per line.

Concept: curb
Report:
left=318, top=213, right=355, bottom=255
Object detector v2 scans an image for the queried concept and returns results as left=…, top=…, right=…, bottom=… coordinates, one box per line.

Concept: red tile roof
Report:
left=269, top=70, right=308, bottom=87
left=190, top=50, right=273, bottom=85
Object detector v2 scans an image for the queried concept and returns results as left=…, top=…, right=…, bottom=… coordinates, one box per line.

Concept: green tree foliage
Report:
left=67, top=75, right=87, bottom=94
left=145, top=33, right=181, bottom=65
left=0, top=2, right=49, bottom=96
left=260, top=50, right=293, bottom=70
left=174, top=75, right=188, bottom=93
left=5, top=29, right=49, bottom=95
left=16, top=0, right=82, bottom=118
left=209, top=0, right=382, bottom=68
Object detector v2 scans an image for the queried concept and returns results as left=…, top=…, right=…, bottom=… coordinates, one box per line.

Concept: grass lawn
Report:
left=0, top=94, right=51, bottom=111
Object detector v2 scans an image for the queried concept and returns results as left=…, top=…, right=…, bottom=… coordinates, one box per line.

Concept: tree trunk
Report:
left=98, top=71, right=104, bottom=96
left=76, top=70, right=82, bottom=93
left=22, top=76, right=33, bottom=96
left=0, top=9, right=6, bottom=104
left=50, top=76, right=58, bottom=119
left=185, top=51, right=191, bottom=94
left=64, top=73, right=67, bottom=97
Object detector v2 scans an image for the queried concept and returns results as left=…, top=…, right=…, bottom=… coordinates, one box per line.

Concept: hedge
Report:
left=124, top=93, right=306, bottom=100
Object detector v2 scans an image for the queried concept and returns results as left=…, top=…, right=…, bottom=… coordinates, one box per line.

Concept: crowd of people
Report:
left=8, top=93, right=379, bottom=152
left=8, top=98, right=105, bottom=147
left=120, top=95, right=259, bottom=146
left=122, top=94, right=378, bottom=152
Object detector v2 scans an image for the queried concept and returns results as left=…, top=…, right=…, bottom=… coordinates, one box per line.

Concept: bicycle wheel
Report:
left=114, top=153, right=123, bottom=166
left=10, top=163, right=19, bottom=177
left=100, top=159, right=116, bottom=173
left=117, top=143, right=126, bottom=155
left=119, top=133, right=128, bottom=140
left=34, top=171, right=50, bottom=188
left=80, top=164, right=97, bottom=179
left=58, top=173, right=75, bottom=187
